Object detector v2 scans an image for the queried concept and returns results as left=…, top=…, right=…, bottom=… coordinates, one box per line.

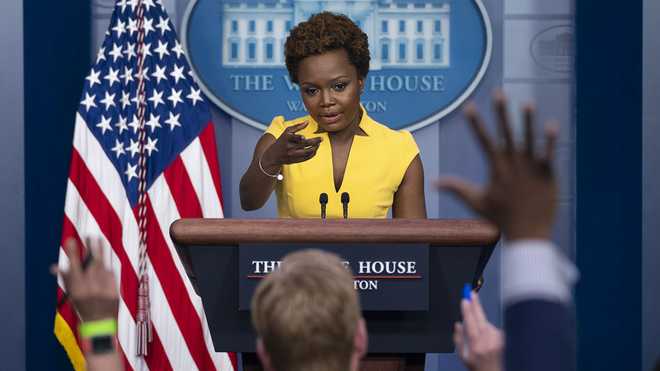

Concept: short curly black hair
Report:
left=284, top=12, right=370, bottom=84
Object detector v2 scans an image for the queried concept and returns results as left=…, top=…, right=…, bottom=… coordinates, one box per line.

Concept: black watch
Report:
left=89, top=335, right=115, bottom=354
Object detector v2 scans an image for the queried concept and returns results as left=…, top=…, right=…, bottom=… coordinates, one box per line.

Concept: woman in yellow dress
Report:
left=240, top=12, right=426, bottom=219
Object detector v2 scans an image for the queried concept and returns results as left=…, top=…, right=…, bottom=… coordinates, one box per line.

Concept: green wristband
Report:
left=79, top=319, right=117, bottom=339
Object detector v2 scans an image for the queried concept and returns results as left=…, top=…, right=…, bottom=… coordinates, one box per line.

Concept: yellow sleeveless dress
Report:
left=265, top=110, right=419, bottom=218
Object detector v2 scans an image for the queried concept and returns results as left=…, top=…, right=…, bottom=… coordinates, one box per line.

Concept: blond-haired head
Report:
left=251, top=249, right=366, bottom=371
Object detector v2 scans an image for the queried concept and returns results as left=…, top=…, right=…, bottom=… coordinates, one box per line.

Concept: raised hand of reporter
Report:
left=260, top=121, right=323, bottom=172
left=454, top=292, right=504, bottom=371
left=438, top=92, right=559, bottom=240
left=52, top=238, right=123, bottom=371
left=52, top=238, right=119, bottom=322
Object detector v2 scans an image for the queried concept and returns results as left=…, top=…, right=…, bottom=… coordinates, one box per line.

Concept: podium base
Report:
left=242, top=352, right=425, bottom=371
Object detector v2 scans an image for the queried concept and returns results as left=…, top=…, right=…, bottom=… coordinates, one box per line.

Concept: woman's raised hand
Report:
left=261, top=122, right=322, bottom=171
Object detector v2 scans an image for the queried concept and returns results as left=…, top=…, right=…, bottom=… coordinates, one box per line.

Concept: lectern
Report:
left=170, top=219, right=499, bottom=371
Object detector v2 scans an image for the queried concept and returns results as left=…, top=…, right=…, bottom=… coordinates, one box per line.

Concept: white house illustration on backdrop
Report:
left=221, top=0, right=451, bottom=69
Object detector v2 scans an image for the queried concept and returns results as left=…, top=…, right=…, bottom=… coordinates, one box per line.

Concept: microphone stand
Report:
left=319, top=193, right=328, bottom=219
left=341, top=192, right=350, bottom=219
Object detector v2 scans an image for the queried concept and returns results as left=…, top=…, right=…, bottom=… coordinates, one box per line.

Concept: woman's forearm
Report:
left=239, top=159, right=279, bottom=210
left=240, top=134, right=280, bottom=210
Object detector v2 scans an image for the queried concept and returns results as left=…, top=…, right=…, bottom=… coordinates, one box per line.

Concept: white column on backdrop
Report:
left=502, top=0, right=575, bottom=259
left=0, top=0, right=25, bottom=369
left=92, top=0, right=116, bottom=55
left=413, top=125, right=440, bottom=218
left=643, top=0, right=660, bottom=369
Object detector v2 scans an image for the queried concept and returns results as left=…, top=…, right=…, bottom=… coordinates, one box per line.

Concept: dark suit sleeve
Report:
left=505, top=299, right=577, bottom=371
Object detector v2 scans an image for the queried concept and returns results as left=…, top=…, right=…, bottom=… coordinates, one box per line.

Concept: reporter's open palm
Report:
left=438, top=92, right=559, bottom=240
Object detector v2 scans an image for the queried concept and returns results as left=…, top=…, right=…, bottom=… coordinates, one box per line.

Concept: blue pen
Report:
left=463, top=283, right=472, bottom=302
left=461, top=283, right=472, bottom=358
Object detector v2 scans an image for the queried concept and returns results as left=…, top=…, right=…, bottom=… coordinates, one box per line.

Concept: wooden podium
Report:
left=171, top=219, right=499, bottom=371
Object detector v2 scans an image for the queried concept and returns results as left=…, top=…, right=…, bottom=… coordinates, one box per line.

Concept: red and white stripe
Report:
left=55, top=112, right=237, bottom=371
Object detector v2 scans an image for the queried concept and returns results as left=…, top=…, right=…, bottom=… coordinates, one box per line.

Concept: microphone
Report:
left=341, top=192, right=350, bottom=219
left=319, top=193, right=328, bottom=219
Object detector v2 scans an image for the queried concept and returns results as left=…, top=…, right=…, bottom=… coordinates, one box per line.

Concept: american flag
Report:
left=53, top=0, right=236, bottom=370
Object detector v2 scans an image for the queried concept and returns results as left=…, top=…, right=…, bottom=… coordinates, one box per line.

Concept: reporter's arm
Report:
left=86, top=353, right=123, bottom=371
left=502, top=240, right=578, bottom=306
left=80, top=318, right=123, bottom=371
left=503, top=240, right=577, bottom=371
left=53, top=239, right=124, bottom=371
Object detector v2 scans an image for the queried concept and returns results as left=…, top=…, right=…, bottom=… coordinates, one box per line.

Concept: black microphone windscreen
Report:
left=319, top=193, right=328, bottom=204
left=341, top=192, right=350, bottom=203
